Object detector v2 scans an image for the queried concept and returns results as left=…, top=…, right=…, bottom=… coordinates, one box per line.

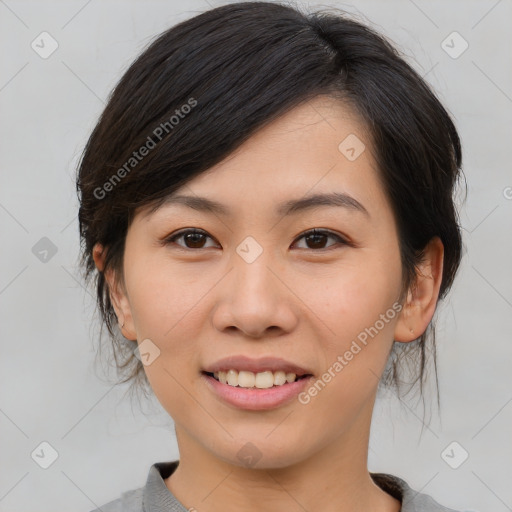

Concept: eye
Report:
left=163, top=228, right=219, bottom=250
left=291, top=229, right=348, bottom=250
left=163, top=228, right=349, bottom=251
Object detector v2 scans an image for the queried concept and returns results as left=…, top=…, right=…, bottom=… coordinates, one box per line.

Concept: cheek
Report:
left=126, top=255, right=208, bottom=338
left=123, top=256, right=218, bottom=400
left=299, top=253, right=402, bottom=413
left=308, top=252, right=402, bottom=349
left=123, top=257, right=209, bottom=416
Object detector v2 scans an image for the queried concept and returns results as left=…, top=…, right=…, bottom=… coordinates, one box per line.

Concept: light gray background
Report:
left=1, top=0, right=511, bottom=510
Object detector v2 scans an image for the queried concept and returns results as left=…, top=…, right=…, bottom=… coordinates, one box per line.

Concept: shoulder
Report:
left=371, top=472, right=462, bottom=512
left=88, top=460, right=181, bottom=512
left=88, top=486, right=143, bottom=512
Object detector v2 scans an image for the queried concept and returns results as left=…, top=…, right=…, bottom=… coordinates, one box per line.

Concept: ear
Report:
left=92, top=243, right=137, bottom=340
left=394, top=236, right=444, bottom=343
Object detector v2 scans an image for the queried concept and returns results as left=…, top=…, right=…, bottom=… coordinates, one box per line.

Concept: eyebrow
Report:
left=153, top=191, right=370, bottom=218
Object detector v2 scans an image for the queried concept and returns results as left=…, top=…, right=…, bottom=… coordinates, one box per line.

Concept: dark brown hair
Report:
left=76, top=1, right=465, bottom=406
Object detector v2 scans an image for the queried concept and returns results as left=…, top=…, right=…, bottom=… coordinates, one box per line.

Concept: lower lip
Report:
left=201, top=373, right=313, bottom=411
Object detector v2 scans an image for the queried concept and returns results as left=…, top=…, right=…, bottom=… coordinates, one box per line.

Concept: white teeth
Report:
left=285, top=372, right=296, bottom=383
left=255, top=371, right=274, bottom=389
left=226, top=369, right=238, bottom=386
left=210, top=369, right=300, bottom=388
left=238, top=371, right=256, bottom=388
left=273, top=371, right=287, bottom=386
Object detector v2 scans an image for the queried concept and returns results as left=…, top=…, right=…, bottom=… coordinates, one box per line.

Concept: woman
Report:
left=77, top=2, right=466, bottom=510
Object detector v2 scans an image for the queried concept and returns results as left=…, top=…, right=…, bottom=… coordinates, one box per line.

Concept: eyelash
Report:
left=162, top=228, right=350, bottom=252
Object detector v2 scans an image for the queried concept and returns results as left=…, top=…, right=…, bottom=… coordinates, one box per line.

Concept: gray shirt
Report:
left=90, top=460, right=460, bottom=512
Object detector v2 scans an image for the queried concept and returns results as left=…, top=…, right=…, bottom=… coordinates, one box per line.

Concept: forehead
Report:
left=137, top=95, right=387, bottom=224
left=239, top=95, right=369, bottom=153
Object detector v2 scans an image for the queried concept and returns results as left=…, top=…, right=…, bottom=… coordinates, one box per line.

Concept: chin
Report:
left=212, top=437, right=312, bottom=471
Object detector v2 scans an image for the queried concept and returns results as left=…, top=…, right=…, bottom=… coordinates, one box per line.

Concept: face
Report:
left=106, top=96, right=413, bottom=469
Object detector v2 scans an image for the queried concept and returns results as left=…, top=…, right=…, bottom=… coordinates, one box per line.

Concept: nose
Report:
left=211, top=249, right=298, bottom=339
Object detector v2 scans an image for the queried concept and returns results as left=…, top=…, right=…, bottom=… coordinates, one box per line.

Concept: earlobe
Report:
left=92, top=243, right=105, bottom=272
left=92, top=243, right=137, bottom=340
left=107, top=270, right=138, bottom=341
left=393, top=237, right=444, bottom=343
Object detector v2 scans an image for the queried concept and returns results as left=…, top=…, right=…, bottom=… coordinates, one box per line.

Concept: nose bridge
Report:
left=212, top=239, right=296, bottom=337
left=232, top=243, right=279, bottom=312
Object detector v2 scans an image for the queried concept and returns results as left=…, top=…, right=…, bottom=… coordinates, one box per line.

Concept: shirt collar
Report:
left=142, top=460, right=451, bottom=512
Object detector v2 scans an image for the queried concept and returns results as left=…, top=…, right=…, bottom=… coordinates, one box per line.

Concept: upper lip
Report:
left=203, top=355, right=313, bottom=376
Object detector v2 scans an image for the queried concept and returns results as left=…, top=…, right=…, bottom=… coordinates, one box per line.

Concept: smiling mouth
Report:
left=203, top=370, right=312, bottom=389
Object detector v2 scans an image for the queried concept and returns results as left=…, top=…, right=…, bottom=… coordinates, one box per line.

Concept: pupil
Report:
left=186, top=233, right=204, bottom=248
left=307, top=232, right=326, bottom=249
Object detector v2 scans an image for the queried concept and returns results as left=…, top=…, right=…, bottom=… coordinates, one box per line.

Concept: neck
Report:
left=165, top=397, right=400, bottom=512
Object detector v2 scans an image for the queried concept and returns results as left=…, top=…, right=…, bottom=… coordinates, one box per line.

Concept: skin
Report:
left=93, top=95, right=444, bottom=512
